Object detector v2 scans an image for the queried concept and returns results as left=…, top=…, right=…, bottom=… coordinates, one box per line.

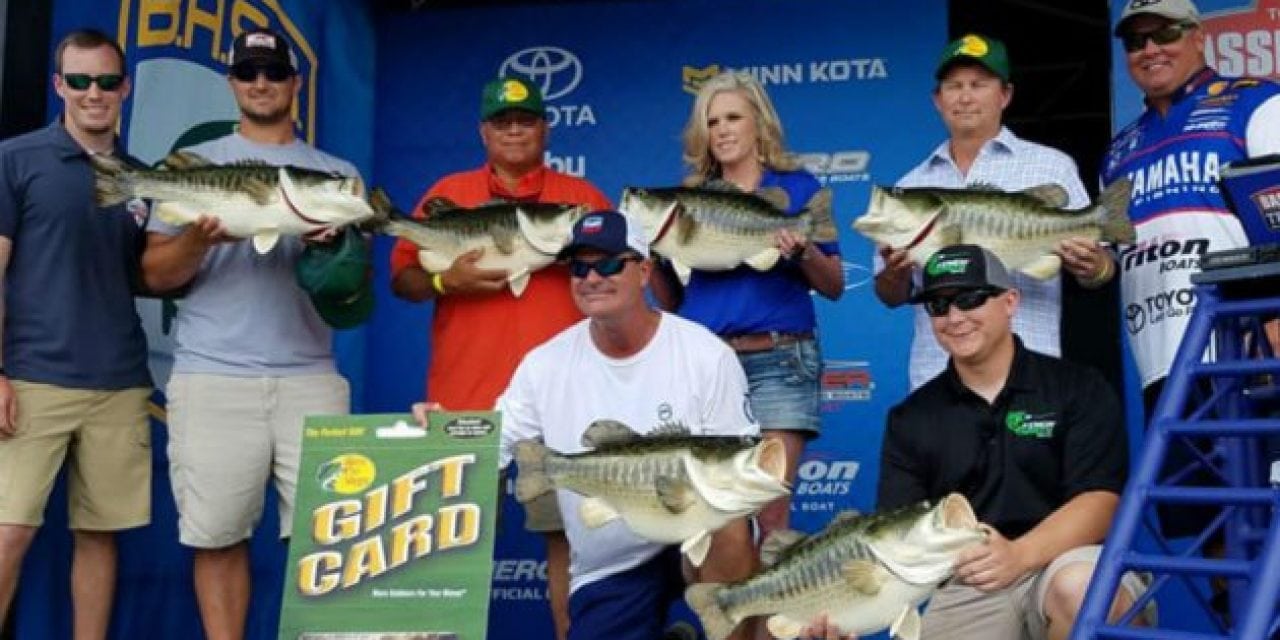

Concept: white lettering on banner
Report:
left=724, top=58, right=889, bottom=87
left=796, top=150, right=872, bottom=184
left=795, top=460, right=859, bottom=496
left=544, top=151, right=586, bottom=177
left=1205, top=30, right=1280, bottom=78
left=1127, top=152, right=1221, bottom=200
left=545, top=104, right=596, bottom=128
left=492, top=559, right=547, bottom=582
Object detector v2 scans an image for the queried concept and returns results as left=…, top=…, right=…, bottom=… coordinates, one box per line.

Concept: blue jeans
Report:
left=737, top=337, right=822, bottom=434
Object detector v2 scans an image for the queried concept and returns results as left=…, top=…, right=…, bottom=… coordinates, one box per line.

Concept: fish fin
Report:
left=681, top=531, right=713, bottom=567
left=421, top=197, right=458, bottom=218
left=88, top=153, right=133, bottom=206
left=745, top=247, right=782, bottom=271
left=252, top=231, right=281, bottom=254
left=581, top=419, right=641, bottom=448
left=160, top=150, right=213, bottom=170
left=1020, top=254, right=1062, bottom=280
left=362, top=187, right=397, bottom=232
left=513, top=440, right=555, bottom=502
left=765, top=615, right=806, bottom=640
left=805, top=187, right=838, bottom=244
left=1020, top=183, right=1070, bottom=208
left=508, top=268, right=531, bottom=297
left=654, top=473, right=697, bottom=514
left=964, top=181, right=1004, bottom=192
left=757, top=186, right=791, bottom=212
left=671, top=259, right=693, bottom=285
left=760, top=529, right=806, bottom=567
left=685, top=583, right=736, bottom=640
left=1096, top=177, right=1136, bottom=244
left=417, top=250, right=452, bottom=274
left=841, top=559, right=883, bottom=595
left=490, top=224, right=517, bottom=254
left=578, top=497, right=620, bottom=528
left=647, top=422, right=693, bottom=437
left=889, top=604, right=922, bottom=640
left=700, top=178, right=744, bottom=193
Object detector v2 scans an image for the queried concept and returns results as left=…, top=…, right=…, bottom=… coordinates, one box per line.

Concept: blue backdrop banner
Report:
left=368, top=1, right=945, bottom=637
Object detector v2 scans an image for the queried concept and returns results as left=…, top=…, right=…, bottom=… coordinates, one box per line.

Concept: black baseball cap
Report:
left=909, top=244, right=1014, bottom=303
left=228, top=28, right=298, bottom=73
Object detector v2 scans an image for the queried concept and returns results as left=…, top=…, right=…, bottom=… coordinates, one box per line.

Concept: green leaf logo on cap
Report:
left=926, top=255, right=969, bottom=276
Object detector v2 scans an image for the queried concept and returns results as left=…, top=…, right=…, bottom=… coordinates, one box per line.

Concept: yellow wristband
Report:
left=431, top=272, right=447, bottom=296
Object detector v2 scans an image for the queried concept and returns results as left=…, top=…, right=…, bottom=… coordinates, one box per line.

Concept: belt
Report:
left=723, top=331, right=814, bottom=354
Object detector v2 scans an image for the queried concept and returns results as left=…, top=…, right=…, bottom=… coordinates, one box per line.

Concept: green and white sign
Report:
left=279, top=412, right=501, bottom=640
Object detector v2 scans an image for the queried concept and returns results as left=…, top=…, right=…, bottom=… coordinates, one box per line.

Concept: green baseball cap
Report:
left=480, top=76, right=545, bottom=121
left=936, top=33, right=1011, bottom=83
left=296, top=228, right=374, bottom=330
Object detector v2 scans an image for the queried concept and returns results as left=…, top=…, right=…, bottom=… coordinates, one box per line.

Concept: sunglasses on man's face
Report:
left=230, top=64, right=294, bottom=83
left=1120, top=22, right=1196, bottom=53
left=923, top=288, right=1003, bottom=317
left=61, top=73, right=125, bottom=92
left=568, top=255, right=640, bottom=278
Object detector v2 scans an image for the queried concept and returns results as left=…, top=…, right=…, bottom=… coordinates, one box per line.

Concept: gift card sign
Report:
left=279, top=412, right=500, bottom=640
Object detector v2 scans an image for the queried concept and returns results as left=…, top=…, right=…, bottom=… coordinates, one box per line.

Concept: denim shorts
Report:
left=737, top=337, right=822, bottom=435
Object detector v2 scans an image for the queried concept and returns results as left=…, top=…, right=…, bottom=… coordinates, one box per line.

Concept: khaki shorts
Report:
left=0, top=381, right=150, bottom=530
left=921, top=545, right=1154, bottom=640
left=166, top=373, right=348, bottom=548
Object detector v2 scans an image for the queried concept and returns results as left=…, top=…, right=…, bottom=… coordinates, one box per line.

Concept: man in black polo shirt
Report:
left=876, top=245, right=1148, bottom=640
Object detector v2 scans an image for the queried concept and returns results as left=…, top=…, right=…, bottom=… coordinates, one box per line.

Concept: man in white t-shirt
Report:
left=496, top=210, right=760, bottom=640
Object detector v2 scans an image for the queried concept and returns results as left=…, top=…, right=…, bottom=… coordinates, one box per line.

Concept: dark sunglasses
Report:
left=568, top=255, right=640, bottom=278
left=230, top=64, right=294, bottom=83
left=923, top=288, right=1003, bottom=317
left=1120, top=22, right=1196, bottom=53
left=61, top=73, right=125, bottom=92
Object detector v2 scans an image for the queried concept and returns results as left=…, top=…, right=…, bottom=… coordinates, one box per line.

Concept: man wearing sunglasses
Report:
left=866, top=245, right=1143, bottom=640
left=140, top=28, right=359, bottom=640
left=492, top=210, right=757, bottom=640
left=389, top=75, right=610, bottom=640
left=0, top=29, right=152, bottom=639
left=875, top=33, right=1106, bottom=393
left=1102, top=0, right=1280, bottom=547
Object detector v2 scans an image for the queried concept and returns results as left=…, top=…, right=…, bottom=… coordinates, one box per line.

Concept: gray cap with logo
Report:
left=909, top=244, right=1014, bottom=303
left=1115, top=0, right=1201, bottom=35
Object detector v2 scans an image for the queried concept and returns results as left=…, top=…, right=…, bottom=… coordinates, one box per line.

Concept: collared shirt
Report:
left=878, top=338, right=1127, bottom=538
left=890, top=126, right=1089, bottom=390
left=0, top=120, right=151, bottom=389
left=389, top=163, right=612, bottom=410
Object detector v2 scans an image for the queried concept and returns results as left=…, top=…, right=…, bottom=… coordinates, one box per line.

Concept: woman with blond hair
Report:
left=656, top=71, right=844, bottom=539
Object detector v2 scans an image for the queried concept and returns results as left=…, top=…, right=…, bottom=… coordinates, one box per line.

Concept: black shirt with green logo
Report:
left=878, top=338, right=1127, bottom=538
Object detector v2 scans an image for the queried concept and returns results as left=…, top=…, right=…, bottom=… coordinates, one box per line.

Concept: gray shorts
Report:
left=166, top=373, right=349, bottom=548
left=921, top=545, right=1154, bottom=640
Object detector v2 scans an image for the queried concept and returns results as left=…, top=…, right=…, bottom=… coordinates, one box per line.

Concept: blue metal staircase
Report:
left=1072, top=251, right=1280, bottom=640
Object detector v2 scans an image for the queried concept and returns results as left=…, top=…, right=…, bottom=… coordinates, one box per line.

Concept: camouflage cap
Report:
left=936, top=33, right=1010, bottom=83
left=1115, top=0, right=1201, bottom=36
left=480, top=76, right=545, bottom=121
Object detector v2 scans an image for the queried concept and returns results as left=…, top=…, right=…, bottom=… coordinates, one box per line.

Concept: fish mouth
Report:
left=754, top=438, right=789, bottom=485
left=938, top=493, right=978, bottom=530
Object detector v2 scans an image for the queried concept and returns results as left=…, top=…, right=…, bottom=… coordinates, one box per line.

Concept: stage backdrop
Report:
left=16, top=1, right=375, bottom=638
left=1107, top=0, right=1280, bottom=633
left=367, top=1, right=945, bottom=636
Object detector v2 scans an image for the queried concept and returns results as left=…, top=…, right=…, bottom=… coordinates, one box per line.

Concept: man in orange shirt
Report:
left=389, top=75, right=610, bottom=640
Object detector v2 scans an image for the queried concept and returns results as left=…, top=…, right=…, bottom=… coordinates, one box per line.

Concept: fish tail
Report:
left=806, top=187, right=838, bottom=244
left=1095, top=178, right=1136, bottom=244
left=361, top=187, right=399, bottom=232
left=513, top=440, right=554, bottom=503
left=89, top=153, right=134, bottom=207
left=685, top=583, right=736, bottom=640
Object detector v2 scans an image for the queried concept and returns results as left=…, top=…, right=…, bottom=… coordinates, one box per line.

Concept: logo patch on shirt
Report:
left=1005, top=410, right=1056, bottom=438
left=126, top=197, right=148, bottom=227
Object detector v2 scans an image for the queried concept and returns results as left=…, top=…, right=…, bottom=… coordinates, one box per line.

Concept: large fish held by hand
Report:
left=620, top=181, right=838, bottom=285
left=852, top=178, right=1135, bottom=279
left=514, top=420, right=790, bottom=566
left=376, top=198, right=588, bottom=297
left=91, top=151, right=377, bottom=254
left=686, top=493, right=986, bottom=640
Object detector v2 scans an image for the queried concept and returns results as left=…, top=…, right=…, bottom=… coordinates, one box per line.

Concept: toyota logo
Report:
left=1125, top=303, right=1147, bottom=334
left=499, top=46, right=583, bottom=101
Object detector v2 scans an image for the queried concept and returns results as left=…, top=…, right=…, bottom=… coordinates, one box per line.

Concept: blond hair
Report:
left=681, top=71, right=798, bottom=184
